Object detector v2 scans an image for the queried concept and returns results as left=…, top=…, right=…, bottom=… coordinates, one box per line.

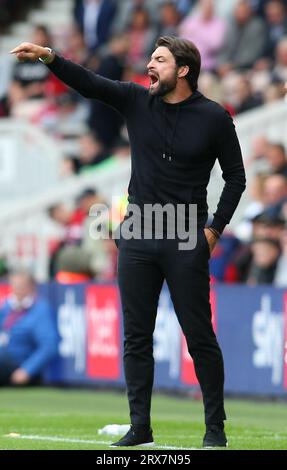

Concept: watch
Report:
left=39, top=47, right=54, bottom=64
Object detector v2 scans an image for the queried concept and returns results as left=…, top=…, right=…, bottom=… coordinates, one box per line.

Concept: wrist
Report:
left=39, top=47, right=55, bottom=64
left=206, top=226, right=220, bottom=239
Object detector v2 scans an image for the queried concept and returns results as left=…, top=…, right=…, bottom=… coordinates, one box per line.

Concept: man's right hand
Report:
left=10, top=42, right=54, bottom=63
left=10, top=368, right=31, bottom=385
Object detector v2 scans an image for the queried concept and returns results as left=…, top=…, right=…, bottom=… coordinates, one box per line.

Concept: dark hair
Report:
left=155, top=36, right=201, bottom=91
left=251, top=237, right=281, bottom=251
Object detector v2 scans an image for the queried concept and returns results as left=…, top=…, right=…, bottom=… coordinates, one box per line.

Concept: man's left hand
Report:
left=10, top=368, right=30, bottom=385
left=204, top=228, right=218, bottom=255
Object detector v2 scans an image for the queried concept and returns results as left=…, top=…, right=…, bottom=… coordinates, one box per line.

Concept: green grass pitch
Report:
left=0, top=388, right=286, bottom=450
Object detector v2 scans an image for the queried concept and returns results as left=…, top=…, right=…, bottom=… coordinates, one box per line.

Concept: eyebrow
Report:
left=150, top=55, right=165, bottom=61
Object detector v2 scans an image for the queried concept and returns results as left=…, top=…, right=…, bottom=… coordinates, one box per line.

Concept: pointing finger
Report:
left=10, top=43, right=32, bottom=54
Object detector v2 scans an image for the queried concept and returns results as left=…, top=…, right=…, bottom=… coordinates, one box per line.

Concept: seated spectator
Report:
left=231, top=74, right=263, bottom=114
left=48, top=202, right=86, bottom=277
left=251, top=0, right=287, bottom=18
left=76, top=188, right=105, bottom=215
left=157, top=1, right=181, bottom=37
left=246, top=237, right=281, bottom=284
left=272, top=36, right=287, bottom=82
left=48, top=190, right=111, bottom=280
left=247, top=135, right=270, bottom=168
left=234, top=211, right=285, bottom=280
left=176, top=0, right=197, bottom=17
left=220, top=71, right=244, bottom=114
left=48, top=202, right=84, bottom=244
left=263, top=0, right=287, bottom=59
left=0, top=270, right=58, bottom=386
left=179, top=0, right=226, bottom=71
left=73, top=0, right=117, bottom=52
left=217, top=0, right=267, bottom=74
left=262, top=173, right=287, bottom=217
left=112, top=0, right=162, bottom=35
left=125, top=7, right=158, bottom=73
left=9, top=25, right=52, bottom=106
left=63, top=26, right=88, bottom=64
left=198, top=71, right=224, bottom=105
left=249, top=60, right=273, bottom=97
left=75, top=132, right=109, bottom=171
left=37, top=90, right=89, bottom=136
left=265, top=142, right=287, bottom=176
left=263, top=81, right=285, bottom=102
left=252, top=211, right=285, bottom=238
left=87, top=34, right=129, bottom=152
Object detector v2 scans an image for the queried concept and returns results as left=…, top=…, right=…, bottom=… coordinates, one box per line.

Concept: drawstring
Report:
left=163, top=104, right=167, bottom=160
left=170, top=104, right=180, bottom=161
left=162, top=104, right=180, bottom=162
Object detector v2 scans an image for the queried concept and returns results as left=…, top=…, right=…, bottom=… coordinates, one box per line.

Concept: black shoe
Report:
left=202, top=424, right=228, bottom=448
left=110, top=426, right=154, bottom=447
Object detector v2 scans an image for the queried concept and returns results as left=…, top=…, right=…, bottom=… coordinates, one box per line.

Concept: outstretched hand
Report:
left=10, top=42, right=49, bottom=62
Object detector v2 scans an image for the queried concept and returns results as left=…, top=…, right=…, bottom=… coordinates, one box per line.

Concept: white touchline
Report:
left=4, top=434, right=198, bottom=450
left=5, top=434, right=108, bottom=445
left=157, top=434, right=287, bottom=440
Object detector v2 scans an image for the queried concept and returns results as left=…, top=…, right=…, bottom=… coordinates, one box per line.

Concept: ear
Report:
left=178, top=65, right=189, bottom=78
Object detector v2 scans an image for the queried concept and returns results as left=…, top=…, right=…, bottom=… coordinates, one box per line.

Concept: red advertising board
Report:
left=86, top=285, right=121, bottom=379
left=0, top=285, right=10, bottom=307
left=181, top=289, right=217, bottom=385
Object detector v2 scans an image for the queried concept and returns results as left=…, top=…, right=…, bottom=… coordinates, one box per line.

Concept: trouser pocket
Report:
left=201, top=229, right=211, bottom=259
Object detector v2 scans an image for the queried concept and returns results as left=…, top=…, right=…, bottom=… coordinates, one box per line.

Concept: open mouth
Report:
left=149, top=72, right=159, bottom=88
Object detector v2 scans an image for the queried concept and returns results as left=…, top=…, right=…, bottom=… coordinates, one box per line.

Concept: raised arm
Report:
left=10, top=42, right=134, bottom=114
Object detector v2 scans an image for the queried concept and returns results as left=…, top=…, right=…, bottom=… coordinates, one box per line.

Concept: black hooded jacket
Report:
left=48, top=55, right=246, bottom=234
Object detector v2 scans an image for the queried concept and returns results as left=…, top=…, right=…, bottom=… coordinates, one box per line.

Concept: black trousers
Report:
left=117, top=229, right=226, bottom=426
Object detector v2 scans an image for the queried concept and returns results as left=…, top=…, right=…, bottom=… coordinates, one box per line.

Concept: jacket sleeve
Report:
left=21, top=301, right=58, bottom=377
left=210, top=110, right=246, bottom=234
left=47, top=55, right=137, bottom=116
left=0, top=304, right=7, bottom=328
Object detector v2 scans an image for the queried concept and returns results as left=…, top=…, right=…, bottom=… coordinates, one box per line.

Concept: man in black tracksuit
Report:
left=11, top=37, right=246, bottom=448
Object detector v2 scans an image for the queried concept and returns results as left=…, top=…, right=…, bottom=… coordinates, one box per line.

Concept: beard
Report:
left=149, top=71, right=178, bottom=97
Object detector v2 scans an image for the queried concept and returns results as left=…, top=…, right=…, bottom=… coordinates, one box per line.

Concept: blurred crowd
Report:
left=0, top=0, right=287, bottom=286
left=3, top=1, right=287, bottom=156
left=0, top=1, right=42, bottom=31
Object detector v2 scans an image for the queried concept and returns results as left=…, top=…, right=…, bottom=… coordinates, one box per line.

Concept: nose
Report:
left=147, top=58, right=154, bottom=70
